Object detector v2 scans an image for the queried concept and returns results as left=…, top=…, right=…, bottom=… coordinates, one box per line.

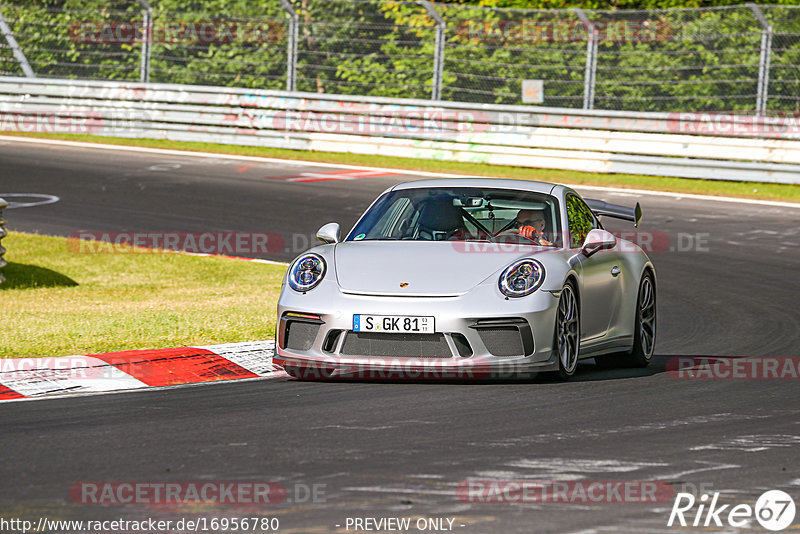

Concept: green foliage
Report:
left=565, top=196, right=592, bottom=248
left=1, top=0, right=142, bottom=80
left=467, top=0, right=800, bottom=9
left=1, top=231, right=285, bottom=358
left=1, top=0, right=798, bottom=112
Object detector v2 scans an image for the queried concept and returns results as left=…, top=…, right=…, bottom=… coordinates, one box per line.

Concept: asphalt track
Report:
left=1, top=138, right=799, bottom=533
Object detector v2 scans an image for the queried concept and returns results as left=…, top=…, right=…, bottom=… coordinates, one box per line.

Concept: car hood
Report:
left=333, top=241, right=545, bottom=296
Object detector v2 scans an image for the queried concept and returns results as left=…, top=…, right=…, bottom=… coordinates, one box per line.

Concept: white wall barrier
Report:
left=1, top=77, right=800, bottom=184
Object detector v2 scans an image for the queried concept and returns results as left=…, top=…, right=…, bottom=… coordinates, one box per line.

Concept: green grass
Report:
left=4, top=131, right=800, bottom=204
left=0, top=232, right=286, bottom=359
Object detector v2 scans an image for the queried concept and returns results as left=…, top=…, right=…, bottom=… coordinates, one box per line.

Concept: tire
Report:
left=628, top=272, right=657, bottom=367
left=596, top=272, right=656, bottom=369
left=553, top=282, right=580, bottom=380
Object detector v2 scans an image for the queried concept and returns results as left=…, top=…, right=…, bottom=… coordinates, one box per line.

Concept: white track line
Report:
left=0, top=135, right=466, bottom=177
left=2, top=134, right=799, bottom=209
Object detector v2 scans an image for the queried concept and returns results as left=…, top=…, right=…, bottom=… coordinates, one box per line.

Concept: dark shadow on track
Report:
left=548, top=354, right=671, bottom=383
left=279, top=355, right=673, bottom=385
left=0, top=262, right=78, bottom=290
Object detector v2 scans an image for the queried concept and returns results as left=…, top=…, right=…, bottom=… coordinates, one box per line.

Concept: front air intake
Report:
left=341, top=332, right=452, bottom=358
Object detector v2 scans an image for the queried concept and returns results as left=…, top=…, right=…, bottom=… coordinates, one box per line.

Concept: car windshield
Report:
left=346, top=187, right=561, bottom=246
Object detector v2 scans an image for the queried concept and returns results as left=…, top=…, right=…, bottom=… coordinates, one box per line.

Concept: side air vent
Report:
left=279, top=312, right=323, bottom=351
left=470, top=318, right=534, bottom=357
left=451, top=333, right=473, bottom=357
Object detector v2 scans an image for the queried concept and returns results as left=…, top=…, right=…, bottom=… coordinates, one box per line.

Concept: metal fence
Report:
left=0, top=0, right=799, bottom=113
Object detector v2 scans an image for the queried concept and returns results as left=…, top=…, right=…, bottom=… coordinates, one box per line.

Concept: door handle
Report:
left=611, top=266, right=621, bottom=277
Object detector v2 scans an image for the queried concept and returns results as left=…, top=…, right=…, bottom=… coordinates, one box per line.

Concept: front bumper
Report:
left=275, top=279, right=561, bottom=379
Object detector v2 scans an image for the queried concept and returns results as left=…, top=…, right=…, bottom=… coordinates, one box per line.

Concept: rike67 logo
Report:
left=668, top=490, right=796, bottom=531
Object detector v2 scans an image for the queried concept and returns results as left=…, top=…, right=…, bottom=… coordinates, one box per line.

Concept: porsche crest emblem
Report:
left=399, top=282, right=409, bottom=288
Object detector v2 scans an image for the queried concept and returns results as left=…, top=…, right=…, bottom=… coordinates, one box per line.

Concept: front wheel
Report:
left=553, top=282, right=580, bottom=380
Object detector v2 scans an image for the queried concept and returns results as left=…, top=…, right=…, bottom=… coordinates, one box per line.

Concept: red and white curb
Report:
left=0, top=341, right=280, bottom=402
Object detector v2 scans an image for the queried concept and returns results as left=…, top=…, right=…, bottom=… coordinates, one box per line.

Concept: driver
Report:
left=514, top=209, right=553, bottom=246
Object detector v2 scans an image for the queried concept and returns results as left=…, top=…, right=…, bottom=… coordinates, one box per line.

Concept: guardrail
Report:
left=1, top=77, right=800, bottom=184
left=0, top=197, right=7, bottom=284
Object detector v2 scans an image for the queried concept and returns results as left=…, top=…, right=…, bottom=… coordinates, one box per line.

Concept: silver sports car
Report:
left=275, top=178, right=656, bottom=380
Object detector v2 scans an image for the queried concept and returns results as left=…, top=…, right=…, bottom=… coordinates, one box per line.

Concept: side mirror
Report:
left=581, top=229, right=616, bottom=257
left=316, top=222, right=340, bottom=244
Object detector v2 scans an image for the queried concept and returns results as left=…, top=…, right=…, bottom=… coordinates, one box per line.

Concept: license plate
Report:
left=353, top=315, right=435, bottom=334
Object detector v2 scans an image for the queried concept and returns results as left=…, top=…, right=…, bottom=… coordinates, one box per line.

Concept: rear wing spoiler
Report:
left=585, top=199, right=642, bottom=227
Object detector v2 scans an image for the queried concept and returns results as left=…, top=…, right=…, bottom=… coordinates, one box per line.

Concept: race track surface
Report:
left=1, top=138, right=798, bottom=533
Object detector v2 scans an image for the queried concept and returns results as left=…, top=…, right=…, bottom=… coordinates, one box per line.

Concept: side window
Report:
left=566, top=195, right=599, bottom=248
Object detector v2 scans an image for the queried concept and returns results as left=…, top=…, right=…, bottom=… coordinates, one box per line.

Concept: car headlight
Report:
left=499, top=259, right=545, bottom=298
left=289, top=253, right=326, bottom=292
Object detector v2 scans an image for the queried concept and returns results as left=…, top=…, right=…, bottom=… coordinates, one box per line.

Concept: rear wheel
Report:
left=596, top=272, right=656, bottom=369
left=554, top=282, right=580, bottom=380
left=629, top=273, right=656, bottom=366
